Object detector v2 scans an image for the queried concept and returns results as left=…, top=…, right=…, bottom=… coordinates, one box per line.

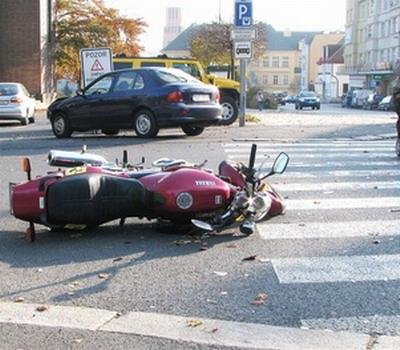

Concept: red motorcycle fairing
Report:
left=11, top=173, right=61, bottom=223
left=139, top=168, right=233, bottom=214
left=218, top=161, right=246, bottom=188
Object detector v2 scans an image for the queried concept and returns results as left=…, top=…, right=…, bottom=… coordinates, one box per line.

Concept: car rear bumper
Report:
left=0, top=106, right=26, bottom=120
left=157, top=104, right=223, bottom=127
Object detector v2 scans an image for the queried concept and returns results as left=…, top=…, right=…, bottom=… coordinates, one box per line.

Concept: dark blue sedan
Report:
left=47, top=68, right=222, bottom=138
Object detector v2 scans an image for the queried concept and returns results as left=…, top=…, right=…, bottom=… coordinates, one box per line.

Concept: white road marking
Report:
left=286, top=197, right=400, bottom=210
left=271, top=254, right=400, bottom=284
left=274, top=180, right=400, bottom=192
left=257, top=220, right=400, bottom=240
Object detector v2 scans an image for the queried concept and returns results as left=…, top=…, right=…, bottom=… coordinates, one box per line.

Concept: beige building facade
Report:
left=342, top=0, right=400, bottom=94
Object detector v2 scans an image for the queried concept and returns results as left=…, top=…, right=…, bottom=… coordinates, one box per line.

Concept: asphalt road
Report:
left=1, top=104, right=399, bottom=349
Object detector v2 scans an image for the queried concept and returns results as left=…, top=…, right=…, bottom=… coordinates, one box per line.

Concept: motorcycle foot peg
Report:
left=240, top=220, right=254, bottom=235
left=26, top=222, right=36, bottom=243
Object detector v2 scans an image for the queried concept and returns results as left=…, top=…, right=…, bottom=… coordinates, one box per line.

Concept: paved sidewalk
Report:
left=0, top=301, right=399, bottom=349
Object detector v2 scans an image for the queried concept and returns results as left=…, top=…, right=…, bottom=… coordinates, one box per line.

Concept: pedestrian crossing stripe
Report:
left=257, top=220, right=400, bottom=240
left=271, top=254, right=400, bottom=284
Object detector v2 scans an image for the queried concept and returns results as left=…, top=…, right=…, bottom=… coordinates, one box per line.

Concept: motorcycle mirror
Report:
left=191, top=219, right=214, bottom=232
left=22, top=157, right=32, bottom=180
left=258, top=152, right=289, bottom=180
left=272, top=152, right=289, bottom=174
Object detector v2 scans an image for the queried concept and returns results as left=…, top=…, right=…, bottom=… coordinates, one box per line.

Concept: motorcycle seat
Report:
left=46, top=174, right=147, bottom=225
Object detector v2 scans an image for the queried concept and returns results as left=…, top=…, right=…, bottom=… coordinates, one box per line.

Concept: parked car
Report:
left=377, top=95, right=395, bottom=111
left=271, top=92, right=286, bottom=105
left=295, top=91, right=320, bottom=110
left=363, top=93, right=384, bottom=110
left=47, top=68, right=222, bottom=138
left=0, top=82, right=35, bottom=125
left=282, top=95, right=297, bottom=104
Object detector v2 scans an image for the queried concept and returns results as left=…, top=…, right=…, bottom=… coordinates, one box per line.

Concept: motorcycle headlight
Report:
left=251, top=192, right=272, bottom=222
left=176, top=192, right=193, bottom=210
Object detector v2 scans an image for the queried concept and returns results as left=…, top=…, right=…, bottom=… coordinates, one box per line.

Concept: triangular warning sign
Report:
left=91, top=59, right=104, bottom=72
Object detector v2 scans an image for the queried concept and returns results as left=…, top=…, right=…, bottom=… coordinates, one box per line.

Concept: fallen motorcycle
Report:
left=9, top=144, right=289, bottom=242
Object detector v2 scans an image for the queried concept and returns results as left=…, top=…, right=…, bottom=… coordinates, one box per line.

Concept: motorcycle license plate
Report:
left=65, top=166, right=87, bottom=176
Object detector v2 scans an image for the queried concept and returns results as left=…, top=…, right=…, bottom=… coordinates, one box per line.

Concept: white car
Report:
left=0, top=82, right=36, bottom=125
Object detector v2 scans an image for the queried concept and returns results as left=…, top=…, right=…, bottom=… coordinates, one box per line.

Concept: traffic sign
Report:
left=234, top=0, right=253, bottom=27
left=234, top=41, right=252, bottom=59
left=230, top=28, right=255, bottom=41
left=80, top=47, right=113, bottom=88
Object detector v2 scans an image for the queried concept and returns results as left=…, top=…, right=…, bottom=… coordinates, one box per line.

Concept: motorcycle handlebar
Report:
left=248, top=144, right=257, bottom=171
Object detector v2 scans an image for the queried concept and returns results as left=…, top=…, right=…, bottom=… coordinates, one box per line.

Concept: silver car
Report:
left=0, top=83, right=35, bottom=125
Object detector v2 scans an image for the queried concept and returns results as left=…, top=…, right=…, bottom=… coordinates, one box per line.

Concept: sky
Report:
left=105, top=0, right=346, bottom=55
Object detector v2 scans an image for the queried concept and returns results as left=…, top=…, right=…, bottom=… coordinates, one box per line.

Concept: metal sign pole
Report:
left=239, top=59, right=246, bottom=127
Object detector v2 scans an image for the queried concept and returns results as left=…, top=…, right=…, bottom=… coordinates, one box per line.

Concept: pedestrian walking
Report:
left=256, top=90, right=264, bottom=111
left=393, top=59, right=400, bottom=156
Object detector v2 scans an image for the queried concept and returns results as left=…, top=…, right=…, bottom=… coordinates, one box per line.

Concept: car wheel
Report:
left=299, top=105, right=303, bottom=110
left=102, top=129, right=119, bottom=136
left=295, top=105, right=299, bottom=110
left=317, top=105, right=321, bottom=110
left=134, top=110, right=159, bottom=138
left=181, top=125, right=205, bottom=136
left=51, top=113, right=73, bottom=138
left=220, top=96, right=238, bottom=125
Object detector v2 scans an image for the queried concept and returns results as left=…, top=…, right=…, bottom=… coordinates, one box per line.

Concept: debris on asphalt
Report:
left=213, top=271, right=227, bottom=276
left=226, top=243, right=237, bottom=248
left=242, top=255, right=257, bottom=261
left=173, top=239, right=191, bottom=246
left=186, top=319, right=203, bottom=327
left=36, top=304, right=49, bottom=312
left=112, top=257, right=123, bottom=262
left=14, top=297, right=25, bottom=303
left=98, top=273, right=109, bottom=279
left=251, top=293, right=268, bottom=306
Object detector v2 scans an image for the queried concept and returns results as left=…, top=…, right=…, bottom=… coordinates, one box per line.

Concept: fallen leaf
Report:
left=173, top=240, right=191, bottom=246
left=242, top=255, right=257, bottom=261
left=14, top=297, right=25, bottom=303
left=113, top=257, right=123, bottom=262
left=98, top=273, right=109, bottom=279
left=226, top=243, right=237, bottom=248
left=213, top=271, right=227, bottom=276
left=186, top=319, right=203, bottom=327
left=36, top=304, right=49, bottom=312
left=251, top=293, right=268, bottom=306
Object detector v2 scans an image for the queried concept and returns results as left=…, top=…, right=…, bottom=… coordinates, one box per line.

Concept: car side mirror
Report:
left=76, top=89, right=84, bottom=96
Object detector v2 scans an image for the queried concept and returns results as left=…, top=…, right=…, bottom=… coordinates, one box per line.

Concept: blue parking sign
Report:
left=234, top=0, right=253, bottom=27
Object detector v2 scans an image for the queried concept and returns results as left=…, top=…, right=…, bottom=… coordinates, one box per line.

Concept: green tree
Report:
left=55, top=0, right=147, bottom=80
left=190, top=22, right=268, bottom=77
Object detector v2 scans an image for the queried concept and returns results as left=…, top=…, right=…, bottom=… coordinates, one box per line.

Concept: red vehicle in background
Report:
left=9, top=144, right=288, bottom=242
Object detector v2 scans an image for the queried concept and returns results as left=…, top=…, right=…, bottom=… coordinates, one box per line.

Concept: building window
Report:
left=272, top=56, right=279, bottom=68
left=263, top=75, right=268, bottom=84
left=273, top=75, right=279, bottom=85
left=282, top=57, right=289, bottom=68
left=283, top=75, right=289, bottom=85
left=262, top=57, right=269, bottom=67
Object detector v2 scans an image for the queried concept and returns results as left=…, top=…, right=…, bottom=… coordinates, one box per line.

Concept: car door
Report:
left=101, top=70, right=147, bottom=129
left=69, top=74, right=115, bottom=129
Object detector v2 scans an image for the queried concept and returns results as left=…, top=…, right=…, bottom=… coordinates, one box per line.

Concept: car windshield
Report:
left=154, top=69, right=200, bottom=84
left=0, top=84, right=19, bottom=96
left=300, top=91, right=316, bottom=97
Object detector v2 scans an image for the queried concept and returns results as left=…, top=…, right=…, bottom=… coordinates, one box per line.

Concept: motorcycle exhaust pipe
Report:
left=48, top=150, right=108, bottom=167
